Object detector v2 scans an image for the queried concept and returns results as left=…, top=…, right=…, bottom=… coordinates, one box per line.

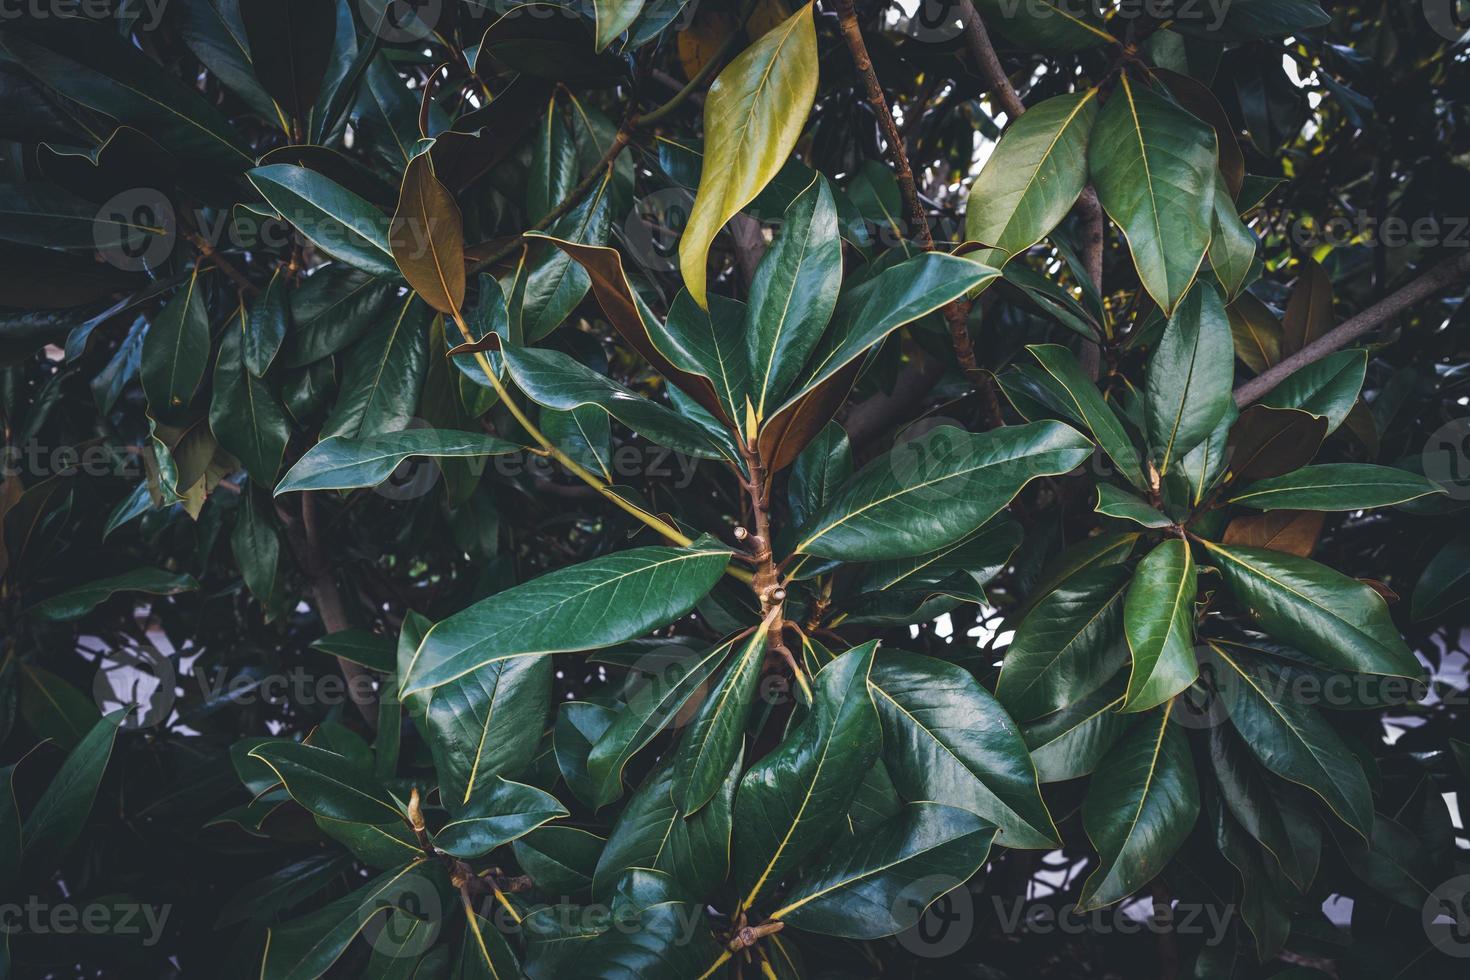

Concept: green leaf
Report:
left=1257, top=349, right=1366, bottom=435
left=456, top=894, right=526, bottom=979
left=973, top=0, right=1113, bottom=52
left=520, top=174, right=615, bottom=343
left=259, top=861, right=439, bottom=980
left=1089, top=75, right=1218, bottom=315
left=175, top=0, right=278, bottom=118
left=965, top=91, right=1098, bottom=267
left=401, top=544, right=733, bottom=697
left=514, top=825, right=605, bottom=895
left=1077, top=705, right=1199, bottom=909
left=1211, top=794, right=1290, bottom=962
left=1122, top=539, right=1199, bottom=713
left=247, top=740, right=402, bottom=824
left=1340, top=813, right=1433, bottom=909
left=871, top=650, right=1058, bottom=849
left=30, top=568, right=198, bottom=622
left=673, top=623, right=772, bottom=813
left=1413, top=531, right=1470, bottom=621
left=1204, top=0, right=1331, bottom=42
left=1205, top=642, right=1373, bottom=838
left=794, top=421, right=1092, bottom=561
left=585, top=638, right=735, bottom=808
left=997, top=565, right=1131, bottom=722
left=787, top=421, right=852, bottom=529
left=1022, top=679, right=1134, bottom=783
left=1, top=764, right=18, bottom=886
left=234, top=490, right=284, bottom=620
left=434, top=777, right=568, bottom=858
left=311, top=629, right=395, bottom=672
left=770, top=802, right=996, bottom=938
left=1027, top=343, right=1145, bottom=489
left=1201, top=541, right=1424, bottom=680
left=141, top=268, right=211, bottom=422
left=593, top=0, right=646, bottom=50
left=239, top=0, right=337, bottom=126
left=21, top=712, right=123, bottom=872
left=500, top=344, right=728, bottom=461
left=594, top=748, right=740, bottom=901
left=398, top=610, right=551, bottom=810
left=319, top=293, right=432, bottom=440
left=679, top=1, right=818, bottom=307
left=0, top=24, right=253, bottom=172
left=747, top=175, right=842, bottom=421
left=1144, top=282, right=1234, bottom=474
left=1095, top=485, right=1171, bottom=528
left=1208, top=172, right=1258, bottom=302
left=276, top=430, right=519, bottom=494
left=659, top=292, right=752, bottom=428
left=0, top=181, right=159, bottom=251
left=280, top=266, right=394, bottom=368
left=211, top=304, right=290, bottom=486
left=248, top=164, right=397, bottom=277
left=734, top=642, right=880, bottom=910
left=1228, top=464, right=1444, bottom=512
left=1207, top=725, right=1318, bottom=892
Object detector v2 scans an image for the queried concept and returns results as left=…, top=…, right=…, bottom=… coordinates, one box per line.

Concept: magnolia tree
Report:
left=2, top=0, right=1470, bottom=977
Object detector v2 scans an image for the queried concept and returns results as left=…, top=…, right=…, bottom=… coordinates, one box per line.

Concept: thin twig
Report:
left=958, top=0, right=1027, bottom=120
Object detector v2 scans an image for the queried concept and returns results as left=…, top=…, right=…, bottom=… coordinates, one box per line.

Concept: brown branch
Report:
left=299, top=493, right=379, bottom=727
left=1233, top=252, right=1470, bottom=407
left=832, top=0, right=1004, bottom=427
left=958, top=0, right=1027, bottom=120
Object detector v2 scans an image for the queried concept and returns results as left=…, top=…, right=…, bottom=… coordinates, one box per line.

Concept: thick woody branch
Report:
left=1233, top=252, right=1470, bottom=407
left=958, top=0, right=1027, bottom=120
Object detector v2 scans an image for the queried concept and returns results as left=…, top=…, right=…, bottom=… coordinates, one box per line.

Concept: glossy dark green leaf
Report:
left=280, top=266, right=393, bottom=368
left=319, top=293, right=432, bottom=439
left=248, top=164, right=397, bottom=277
left=259, top=861, right=439, bottom=980
left=276, top=430, right=519, bottom=494
left=794, top=421, right=1091, bottom=561
left=1022, top=679, right=1133, bottom=783
left=853, top=516, right=1022, bottom=599
left=1413, top=531, right=1470, bottom=621
left=0, top=25, right=253, bottom=171
left=1208, top=172, right=1258, bottom=302
left=787, top=421, right=852, bottom=529
left=1122, top=539, right=1199, bottom=713
left=734, top=642, right=880, bottom=910
left=872, top=650, right=1058, bottom=849
left=594, top=748, right=740, bottom=901
left=211, top=305, right=290, bottom=486
left=175, top=0, right=278, bottom=118
left=455, top=894, right=525, bottom=980
left=434, top=777, right=567, bottom=858
left=1257, top=348, right=1366, bottom=435
left=1228, top=464, right=1444, bottom=512
left=585, top=638, right=734, bottom=808
left=239, top=0, right=337, bottom=126
left=1207, top=724, right=1318, bottom=892
left=974, top=0, right=1112, bottom=52
left=401, top=544, right=732, bottom=697
left=1144, top=282, right=1234, bottom=474
left=747, top=174, right=841, bottom=422
left=141, top=268, right=211, bottom=422
left=514, top=825, right=605, bottom=897
left=770, top=802, right=996, bottom=938
left=1211, top=794, right=1289, bottom=962
left=311, top=629, right=394, bottom=672
left=30, top=567, right=198, bottom=622
left=1340, top=813, right=1432, bottom=908
left=673, top=624, right=771, bottom=813
left=1205, top=642, right=1373, bottom=837
left=500, top=344, right=728, bottom=460
left=1077, top=705, right=1199, bottom=909
left=21, top=711, right=122, bottom=872
left=233, top=489, right=284, bottom=619
left=247, top=740, right=402, bottom=824
left=660, top=291, right=751, bottom=425
left=1094, top=485, right=1171, bottom=528
left=1202, top=541, right=1423, bottom=680
left=1027, top=344, right=1145, bottom=490
left=521, top=172, right=614, bottom=343
left=966, top=91, right=1098, bottom=267
left=1089, top=75, right=1218, bottom=315
left=996, top=564, right=1130, bottom=722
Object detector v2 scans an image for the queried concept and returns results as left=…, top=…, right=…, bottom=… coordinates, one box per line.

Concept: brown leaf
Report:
left=1226, top=405, right=1328, bottom=483
left=1227, top=293, right=1282, bottom=374
left=1222, top=510, right=1325, bottom=557
left=1281, top=258, right=1332, bottom=356
left=390, top=154, right=465, bottom=316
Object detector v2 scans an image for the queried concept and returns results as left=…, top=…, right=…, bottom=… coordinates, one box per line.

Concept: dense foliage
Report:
left=2, top=0, right=1470, bottom=977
